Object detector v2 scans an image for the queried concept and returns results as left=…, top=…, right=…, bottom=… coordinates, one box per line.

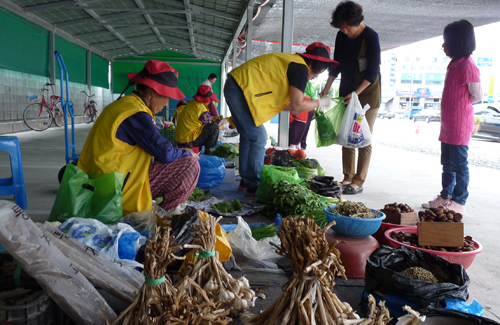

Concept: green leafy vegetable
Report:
left=211, top=199, right=243, bottom=213
left=264, top=180, right=325, bottom=217
left=188, top=187, right=213, bottom=202
left=251, top=224, right=277, bottom=241
left=210, top=143, right=239, bottom=159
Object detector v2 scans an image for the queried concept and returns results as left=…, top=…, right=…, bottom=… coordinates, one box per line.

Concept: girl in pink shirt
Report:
left=422, top=20, right=482, bottom=214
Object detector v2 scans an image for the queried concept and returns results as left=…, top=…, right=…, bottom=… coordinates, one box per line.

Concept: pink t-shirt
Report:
left=439, top=57, right=480, bottom=146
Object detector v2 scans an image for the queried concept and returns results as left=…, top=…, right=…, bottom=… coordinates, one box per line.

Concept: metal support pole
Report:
left=278, top=0, right=294, bottom=147
left=220, top=57, right=227, bottom=117
left=232, top=38, right=238, bottom=69
left=109, top=62, right=114, bottom=102
left=245, top=4, right=253, bottom=62
left=49, top=31, right=56, bottom=85
left=86, top=50, right=92, bottom=94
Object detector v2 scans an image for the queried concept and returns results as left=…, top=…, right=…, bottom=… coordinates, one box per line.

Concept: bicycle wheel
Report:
left=83, top=106, right=93, bottom=124
left=24, top=102, right=53, bottom=131
left=53, top=100, right=65, bottom=127
left=89, top=104, right=97, bottom=122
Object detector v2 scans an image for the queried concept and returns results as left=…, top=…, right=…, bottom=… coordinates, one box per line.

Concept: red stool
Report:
left=326, top=232, right=380, bottom=279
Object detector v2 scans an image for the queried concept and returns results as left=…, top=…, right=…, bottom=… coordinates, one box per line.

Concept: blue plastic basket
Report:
left=324, top=205, right=386, bottom=238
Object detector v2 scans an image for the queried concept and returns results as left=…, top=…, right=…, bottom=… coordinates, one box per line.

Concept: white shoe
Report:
left=422, top=195, right=450, bottom=209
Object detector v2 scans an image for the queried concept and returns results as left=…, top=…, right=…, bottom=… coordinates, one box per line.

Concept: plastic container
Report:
left=324, top=205, right=386, bottom=238
left=0, top=291, right=70, bottom=325
left=384, top=227, right=483, bottom=269
left=373, top=222, right=416, bottom=246
left=159, top=128, right=175, bottom=142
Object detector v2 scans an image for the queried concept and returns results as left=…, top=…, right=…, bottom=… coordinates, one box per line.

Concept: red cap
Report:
left=193, top=85, right=220, bottom=103
left=297, top=42, right=339, bottom=68
left=127, top=60, right=185, bottom=100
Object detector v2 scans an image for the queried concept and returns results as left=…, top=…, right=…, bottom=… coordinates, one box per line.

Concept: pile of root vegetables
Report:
left=241, top=215, right=392, bottom=325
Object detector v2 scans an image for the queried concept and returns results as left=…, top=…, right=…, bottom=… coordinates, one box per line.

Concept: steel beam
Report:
left=183, top=0, right=197, bottom=57
left=56, top=11, right=139, bottom=27
left=223, top=1, right=251, bottom=66
left=190, top=4, right=238, bottom=21
left=278, top=0, right=294, bottom=147
left=25, top=0, right=73, bottom=12
left=49, top=31, right=56, bottom=84
left=245, top=2, right=254, bottom=62
left=113, top=59, right=220, bottom=66
left=135, top=0, right=166, bottom=47
left=150, top=13, right=233, bottom=36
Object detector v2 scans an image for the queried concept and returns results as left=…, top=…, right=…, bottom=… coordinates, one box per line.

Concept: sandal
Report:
left=342, top=185, right=363, bottom=195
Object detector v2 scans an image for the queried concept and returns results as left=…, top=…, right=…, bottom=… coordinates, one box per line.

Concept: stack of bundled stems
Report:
left=0, top=261, right=41, bottom=291
left=245, top=216, right=391, bottom=325
left=109, top=227, right=231, bottom=325
left=180, top=214, right=256, bottom=316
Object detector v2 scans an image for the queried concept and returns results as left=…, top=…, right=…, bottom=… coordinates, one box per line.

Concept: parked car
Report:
left=403, top=106, right=424, bottom=119
left=412, top=108, right=441, bottom=123
left=474, top=104, right=500, bottom=139
left=377, top=110, right=395, bottom=119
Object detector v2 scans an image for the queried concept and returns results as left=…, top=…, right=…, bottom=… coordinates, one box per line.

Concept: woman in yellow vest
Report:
left=224, top=42, right=338, bottom=196
left=77, top=60, right=200, bottom=215
left=175, top=85, right=220, bottom=154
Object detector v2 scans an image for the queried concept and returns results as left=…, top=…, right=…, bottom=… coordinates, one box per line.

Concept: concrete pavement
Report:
left=1, top=120, right=499, bottom=321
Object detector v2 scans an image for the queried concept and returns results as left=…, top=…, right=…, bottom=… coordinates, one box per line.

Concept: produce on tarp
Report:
left=241, top=215, right=391, bottom=325
left=264, top=179, right=325, bottom=217
left=211, top=199, right=244, bottom=213
left=179, top=214, right=256, bottom=316
left=291, top=157, right=326, bottom=181
left=251, top=223, right=277, bottom=241
left=286, top=148, right=307, bottom=159
left=108, top=227, right=231, bottom=325
left=306, top=175, right=342, bottom=198
left=188, top=187, right=214, bottom=202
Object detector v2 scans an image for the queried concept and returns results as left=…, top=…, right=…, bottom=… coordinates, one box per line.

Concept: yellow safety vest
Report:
left=175, top=100, right=209, bottom=144
left=230, top=53, right=309, bottom=126
left=77, top=93, right=153, bottom=215
left=173, top=104, right=186, bottom=125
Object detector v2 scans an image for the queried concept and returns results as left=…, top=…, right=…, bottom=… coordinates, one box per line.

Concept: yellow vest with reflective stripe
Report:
left=230, top=53, right=308, bottom=126
left=77, top=93, right=153, bottom=215
left=175, top=100, right=209, bottom=144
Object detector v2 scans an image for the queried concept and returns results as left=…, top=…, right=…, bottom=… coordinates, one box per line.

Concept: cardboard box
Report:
left=382, top=210, right=418, bottom=225
left=417, top=221, right=464, bottom=247
left=223, top=163, right=235, bottom=184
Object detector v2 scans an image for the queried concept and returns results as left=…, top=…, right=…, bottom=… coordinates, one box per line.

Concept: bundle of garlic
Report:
left=244, top=215, right=392, bottom=325
left=109, top=227, right=231, bottom=325
left=178, top=213, right=256, bottom=315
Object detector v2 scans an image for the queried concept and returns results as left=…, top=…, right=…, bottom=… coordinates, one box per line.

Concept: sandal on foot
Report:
left=343, top=185, right=363, bottom=195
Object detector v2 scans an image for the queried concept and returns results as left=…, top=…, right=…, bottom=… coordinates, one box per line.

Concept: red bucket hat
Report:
left=297, top=42, right=339, bottom=68
left=127, top=60, right=185, bottom=100
left=194, top=85, right=220, bottom=103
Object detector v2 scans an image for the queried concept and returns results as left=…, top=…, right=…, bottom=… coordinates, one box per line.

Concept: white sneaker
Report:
left=422, top=195, right=450, bottom=209
left=444, top=200, right=466, bottom=214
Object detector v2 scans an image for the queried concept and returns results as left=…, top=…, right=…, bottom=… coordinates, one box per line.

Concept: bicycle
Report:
left=23, top=83, right=64, bottom=131
left=82, top=91, right=98, bottom=124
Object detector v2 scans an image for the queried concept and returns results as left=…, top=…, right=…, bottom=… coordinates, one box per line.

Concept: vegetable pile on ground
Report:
left=291, top=158, right=326, bottom=180
left=240, top=215, right=391, bottom=325
left=188, top=187, right=213, bottom=202
left=108, top=228, right=231, bottom=325
left=264, top=180, right=324, bottom=218
left=179, top=214, right=256, bottom=316
left=329, top=201, right=376, bottom=219
left=251, top=224, right=277, bottom=241
left=211, top=199, right=243, bottom=213
left=306, top=175, right=342, bottom=199
left=211, top=143, right=239, bottom=159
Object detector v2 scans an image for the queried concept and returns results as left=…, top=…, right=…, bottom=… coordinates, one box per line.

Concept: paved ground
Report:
left=1, top=118, right=499, bottom=322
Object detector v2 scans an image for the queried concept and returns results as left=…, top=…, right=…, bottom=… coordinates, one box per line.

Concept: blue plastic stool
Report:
left=0, top=136, right=27, bottom=209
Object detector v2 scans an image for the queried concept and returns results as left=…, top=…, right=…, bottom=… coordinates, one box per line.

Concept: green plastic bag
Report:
left=315, top=97, right=346, bottom=147
left=256, top=165, right=301, bottom=204
left=48, top=164, right=125, bottom=224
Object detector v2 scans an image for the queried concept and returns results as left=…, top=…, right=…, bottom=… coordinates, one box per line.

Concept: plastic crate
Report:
left=160, top=128, right=175, bottom=142
left=0, top=291, right=72, bottom=325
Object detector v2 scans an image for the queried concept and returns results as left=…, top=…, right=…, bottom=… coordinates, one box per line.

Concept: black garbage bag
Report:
left=365, top=246, right=470, bottom=308
left=271, top=150, right=291, bottom=166
left=419, top=308, right=500, bottom=325
left=167, top=206, right=199, bottom=272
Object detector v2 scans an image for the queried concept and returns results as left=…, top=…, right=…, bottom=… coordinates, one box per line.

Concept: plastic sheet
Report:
left=255, top=165, right=301, bottom=204
left=120, top=210, right=158, bottom=238
left=365, top=246, right=470, bottom=308
left=187, top=197, right=264, bottom=217
left=197, top=155, right=227, bottom=188
left=227, top=216, right=281, bottom=269
left=314, top=97, right=345, bottom=147
left=336, top=92, right=372, bottom=148
left=0, top=200, right=117, bottom=324
left=415, top=308, right=500, bottom=325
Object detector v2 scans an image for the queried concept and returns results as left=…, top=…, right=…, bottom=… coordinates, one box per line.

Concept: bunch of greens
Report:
left=188, top=187, right=213, bottom=202
left=210, top=143, right=239, bottom=159
left=211, top=199, right=243, bottom=213
left=251, top=224, right=277, bottom=241
left=265, top=180, right=325, bottom=217
left=290, top=157, right=326, bottom=180
left=304, top=209, right=329, bottom=228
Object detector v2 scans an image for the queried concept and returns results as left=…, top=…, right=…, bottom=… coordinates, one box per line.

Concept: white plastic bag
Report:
left=227, top=216, right=281, bottom=268
left=336, top=92, right=372, bottom=148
